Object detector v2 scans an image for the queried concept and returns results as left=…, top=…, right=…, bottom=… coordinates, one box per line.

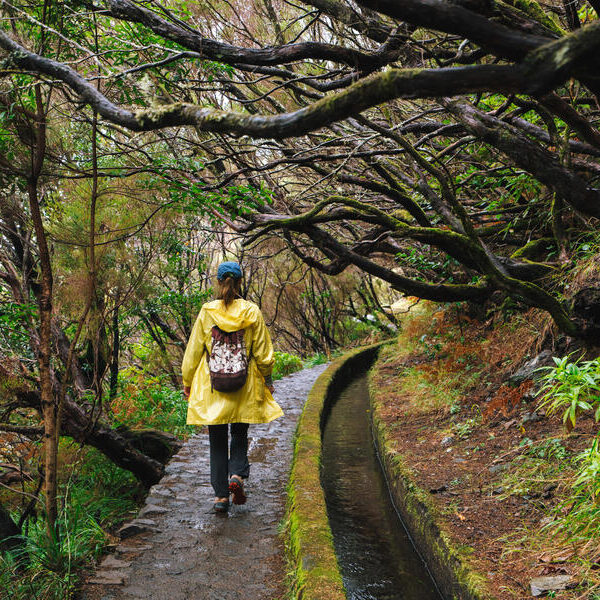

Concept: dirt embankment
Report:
left=370, top=304, right=600, bottom=600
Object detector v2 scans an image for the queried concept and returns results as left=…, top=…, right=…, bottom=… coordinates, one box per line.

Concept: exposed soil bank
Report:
left=370, top=381, right=491, bottom=600
left=369, top=303, right=600, bottom=599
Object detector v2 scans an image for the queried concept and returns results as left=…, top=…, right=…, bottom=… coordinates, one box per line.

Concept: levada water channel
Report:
left=321, top=372, right=442, bottom=600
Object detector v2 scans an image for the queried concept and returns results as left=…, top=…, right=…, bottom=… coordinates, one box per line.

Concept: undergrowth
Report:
left=112, top=368, right=194, bottom=438
left=273, top=351, right=304, bottom=379
left=0, top=443, right=141, bottom=600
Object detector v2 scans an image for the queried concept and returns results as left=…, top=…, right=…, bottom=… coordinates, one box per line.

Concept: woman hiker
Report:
left=182, top=261, right=283, bottom=513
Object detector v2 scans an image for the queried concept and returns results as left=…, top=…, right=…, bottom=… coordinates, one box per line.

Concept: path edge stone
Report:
left=285, top=342, right=385, bottom=600
left=369, top=352, right=493, bottom=600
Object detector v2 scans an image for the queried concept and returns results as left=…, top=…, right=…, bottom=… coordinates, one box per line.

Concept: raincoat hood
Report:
left=202, top=299, right=258, bottom=332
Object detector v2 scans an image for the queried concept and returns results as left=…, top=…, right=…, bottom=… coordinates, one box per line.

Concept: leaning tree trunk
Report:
left=27, top=84, right=58, bottom=535
left=57, top=393, right=171, bottom=487
left=5, top=385, right=178, bottom=487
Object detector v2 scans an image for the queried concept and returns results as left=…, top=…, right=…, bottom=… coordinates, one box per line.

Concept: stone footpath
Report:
left=81, top=364, right=328, bottom=600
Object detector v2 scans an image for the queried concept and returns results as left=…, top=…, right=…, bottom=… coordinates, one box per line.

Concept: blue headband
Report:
left=217, top=261, right=242, bottom=281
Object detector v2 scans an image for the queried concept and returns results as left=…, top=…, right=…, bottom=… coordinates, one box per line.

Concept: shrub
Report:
left=537, top=355, right=600, bottom=542
left=111, top=369, right=194, bottom=438
left=304, top=352, right=328, bottom=367
left=272, top=351, right=303, bottom=380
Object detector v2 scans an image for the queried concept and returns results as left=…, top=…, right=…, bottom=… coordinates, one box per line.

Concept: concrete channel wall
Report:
left=285, top=344, right=383, bottom=600
left=286, top=341, right=489, bottom=600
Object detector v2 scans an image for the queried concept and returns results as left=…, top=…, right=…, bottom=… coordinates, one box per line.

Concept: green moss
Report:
left=501, top=0, right=564, bottom=35
left=511, top=237, right=555, bottom=260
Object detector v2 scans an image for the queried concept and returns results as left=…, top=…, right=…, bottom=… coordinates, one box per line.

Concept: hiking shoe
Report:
left=228, top=476, right=247, bottom=505
left=214, top=499, right=230, bottom=513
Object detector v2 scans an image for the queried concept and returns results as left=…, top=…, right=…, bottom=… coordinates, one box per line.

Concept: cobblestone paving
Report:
left=81, top=364, right=328, bottom=600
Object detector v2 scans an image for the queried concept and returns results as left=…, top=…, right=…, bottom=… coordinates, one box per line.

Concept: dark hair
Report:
left=217, top=275, right=241, bottom=308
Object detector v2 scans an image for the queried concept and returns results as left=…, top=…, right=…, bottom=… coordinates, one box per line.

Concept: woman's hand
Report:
left=267, top=385, right=275, bottom=394
left=183, top=386, right=191, bottom=398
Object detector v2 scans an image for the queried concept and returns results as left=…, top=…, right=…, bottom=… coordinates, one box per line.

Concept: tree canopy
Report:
left=4, top=0, right=600, bottom=336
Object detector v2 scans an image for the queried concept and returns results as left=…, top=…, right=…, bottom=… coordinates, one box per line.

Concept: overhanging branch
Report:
left=2, top=23, right=600, bottom=135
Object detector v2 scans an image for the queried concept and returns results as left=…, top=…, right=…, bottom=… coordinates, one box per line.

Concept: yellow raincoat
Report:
left=182, top=298, right=284, bottom=425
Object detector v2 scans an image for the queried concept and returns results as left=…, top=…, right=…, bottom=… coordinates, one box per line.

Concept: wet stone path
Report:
left=82, top=364, right=328, bottom=600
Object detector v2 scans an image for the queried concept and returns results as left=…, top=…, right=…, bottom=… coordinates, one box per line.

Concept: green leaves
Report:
left=273, top=351, right=303, bottom=379
left=538, top=355, right=600, bottom=429
left=169, top=178, right=273, bottom=223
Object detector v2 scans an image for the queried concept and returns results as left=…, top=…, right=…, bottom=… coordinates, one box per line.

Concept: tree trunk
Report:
left=27, top=84, right=58, bottom=535
left=109, top=306, right=120, bottom=401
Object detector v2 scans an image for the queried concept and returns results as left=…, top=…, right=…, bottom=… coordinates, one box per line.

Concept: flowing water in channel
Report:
left=321, top=375, right=442, bottom=600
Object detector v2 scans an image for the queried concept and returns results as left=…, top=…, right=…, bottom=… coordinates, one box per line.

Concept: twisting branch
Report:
left=2, top=22, right=600, bottom=135
left=444, top=99, right=600, bottom=218
left=101, top=0, right=394, bottom=70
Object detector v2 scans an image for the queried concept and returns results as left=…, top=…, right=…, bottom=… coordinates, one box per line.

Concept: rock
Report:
left=530, top=574, right=574, bottom=596
left=100, top=556, right=132, bottom=569
left=489, top=463, right=509, bottom=474
left=118, top=428, right=183, bottom=463
left=521, top=411, right=542, bottom=424
left=139, top=505, right=169, bottom=518
left=440, top=435, right=454, bottom=447
left=508, top=350, right=552, bottom=386
left=132, top=518, right=156, bottom=527
left=149, top=485, right=175, bottom=498
left=118, top=519, right=160, bottom=539
left=88, top=571, right=126, bottom=585
left=115, top=544, right=153, bottom=554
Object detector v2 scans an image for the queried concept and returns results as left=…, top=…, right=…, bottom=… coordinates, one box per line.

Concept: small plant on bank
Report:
left=557, top=436, right=600, bottom=539
left=523, top=437, right=568, bottom=460
left=537, top=355, right=600, bottom=429
left=452, top=416, right=480, bottom=439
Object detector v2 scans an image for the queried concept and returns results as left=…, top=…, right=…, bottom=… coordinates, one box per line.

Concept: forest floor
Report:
left=78, top=363, right=328, bottom=600
left=370, top=302, right=600, bottom=599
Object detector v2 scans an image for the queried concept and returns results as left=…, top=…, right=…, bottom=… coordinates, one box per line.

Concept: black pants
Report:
left=208, top=423, right=250, bottom=498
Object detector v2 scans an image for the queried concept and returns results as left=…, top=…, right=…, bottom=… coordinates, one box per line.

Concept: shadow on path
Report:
left=81, top=364, right=328, bottom=600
